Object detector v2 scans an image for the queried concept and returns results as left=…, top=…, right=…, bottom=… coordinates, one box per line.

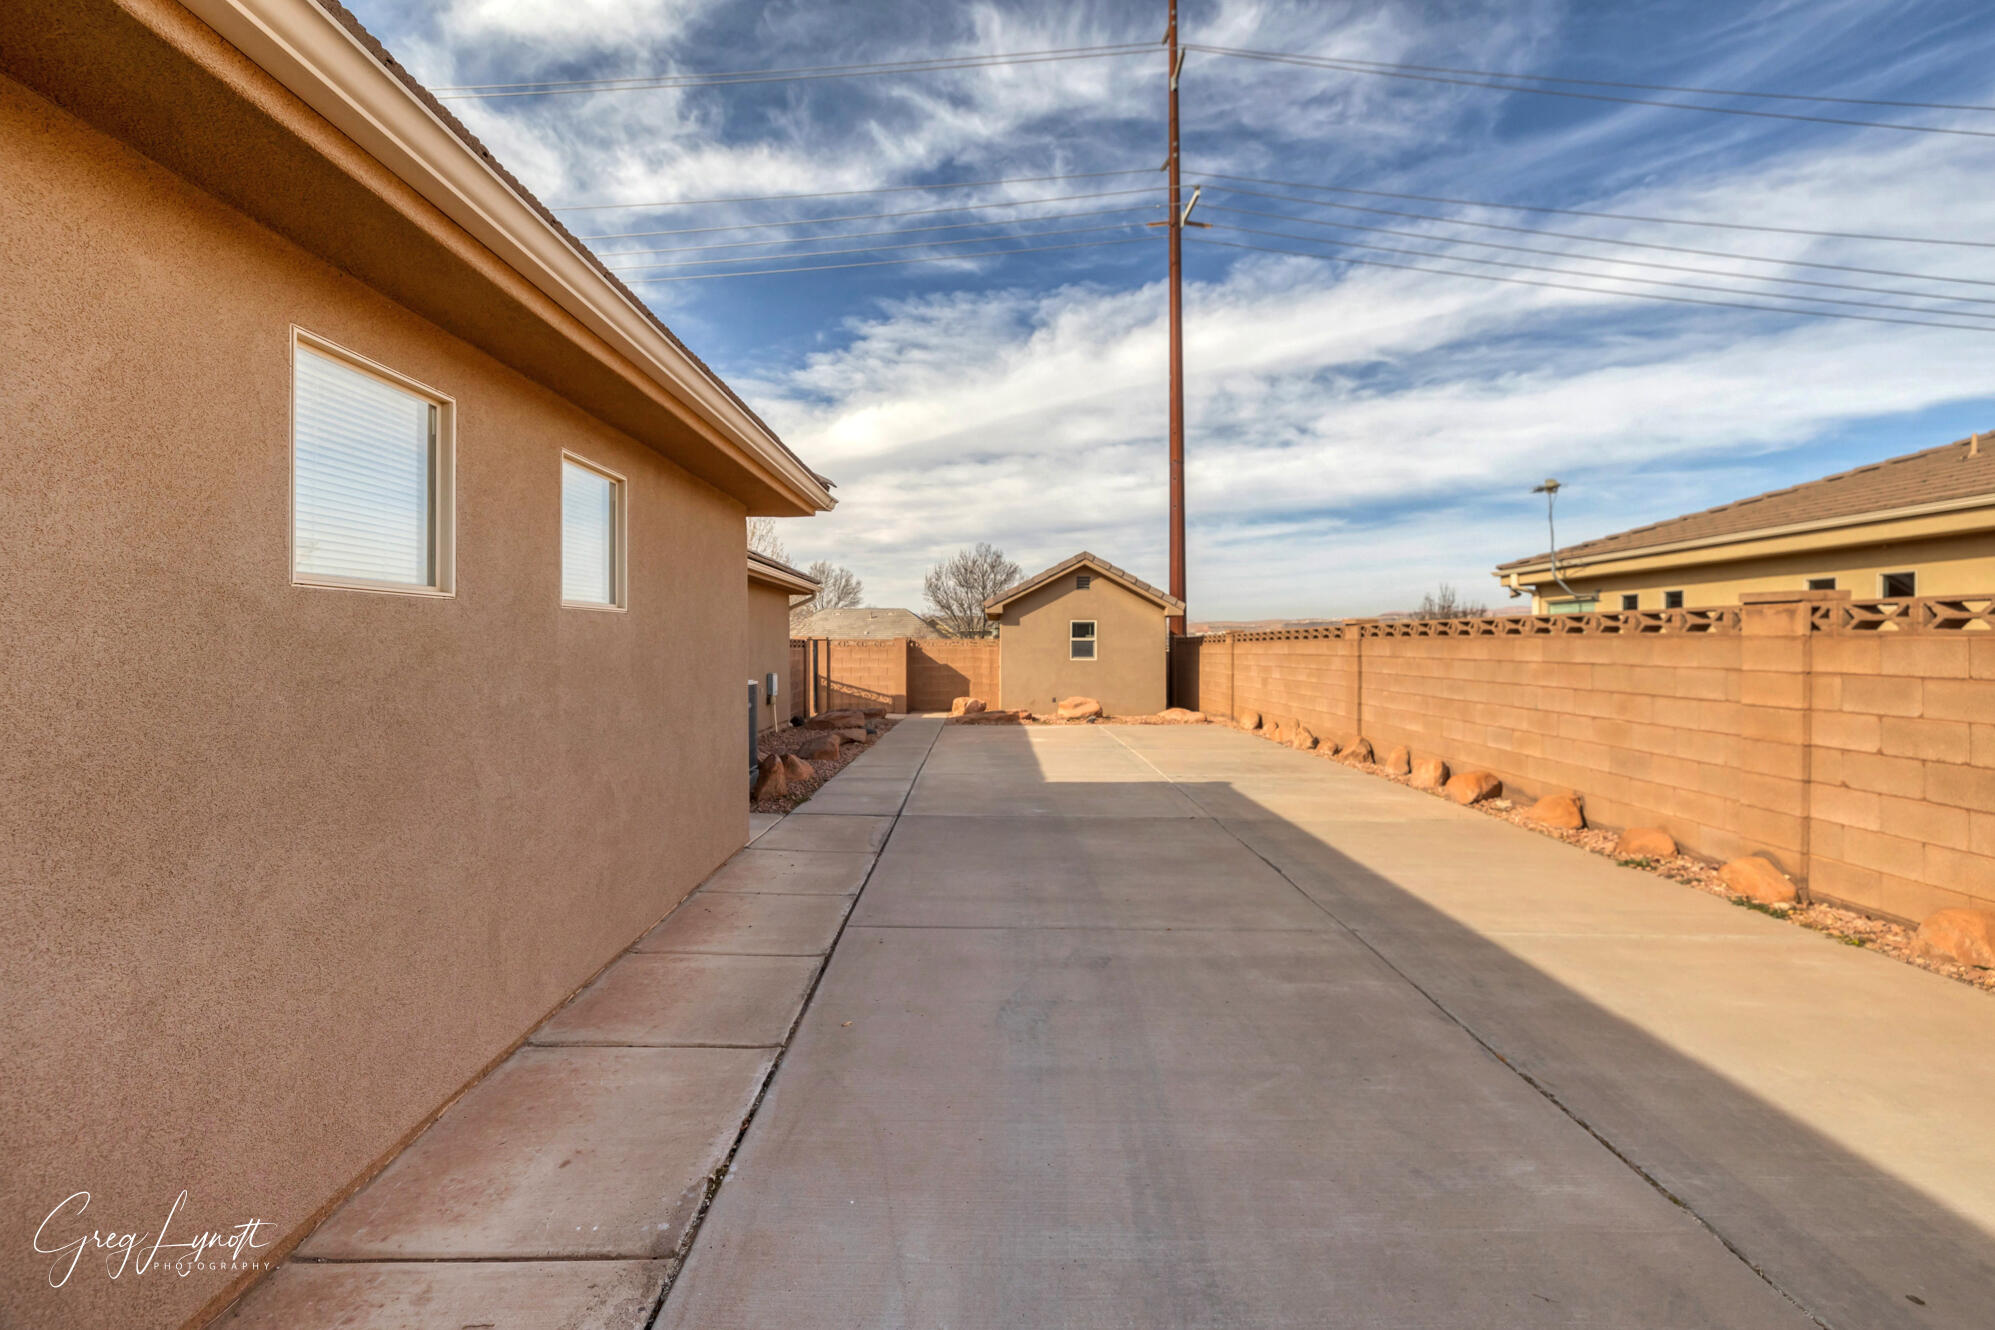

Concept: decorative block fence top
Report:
left=1185, top=595, right=1995, bottom=644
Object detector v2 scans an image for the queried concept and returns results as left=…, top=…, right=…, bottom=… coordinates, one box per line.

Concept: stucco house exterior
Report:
left=985, top=553, right=1185, bottom=716
left=1496, top=434, right=1995, bottom=613
left=748, top=551, right=818, bottom=731
left=1, top=3, right=831, bottom=1327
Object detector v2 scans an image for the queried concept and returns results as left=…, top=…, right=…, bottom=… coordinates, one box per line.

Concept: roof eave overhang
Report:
left=1495, top=492, right=1995, bottom=582
left=746, top=555, right=820, bottom=596
left=181, top=0, right=832, bottom=515
left=984, top=554, right=1186, bottom=615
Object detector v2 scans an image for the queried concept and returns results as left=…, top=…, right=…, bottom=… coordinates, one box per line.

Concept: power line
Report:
left=437, top=45, right=1153, bottom=100
left=1197, top=203, right=1995, bottom=309
left=554, top=168, right=1157, bottom=213
left=598, top=204, right=1160, bottom=259
left=1188, top=47, right=1995, bottom=115
left=1197, top=183, right=1995, bottom=290
left=1188, top=45, right=1995, bottom=139
left=626, top=235, right=1155, bottom=283
left=1196, top=171, right=1995, bottom=249
left=577, top=188, right=1163, bottom=241
left=606, top=221, right=1154, bottom=272
left=1202, top=221, right=1995, bottom=321
left=1187, top=235, right=1995, bottom=334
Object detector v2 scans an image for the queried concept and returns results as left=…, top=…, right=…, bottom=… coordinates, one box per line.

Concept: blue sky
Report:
left=351, top=0, right=1995, bottom=620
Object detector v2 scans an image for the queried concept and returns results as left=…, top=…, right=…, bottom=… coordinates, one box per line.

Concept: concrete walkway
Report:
left=228, top=719, right=1995, bottom=1328
left=663, top=722, right=1995, bottom=1330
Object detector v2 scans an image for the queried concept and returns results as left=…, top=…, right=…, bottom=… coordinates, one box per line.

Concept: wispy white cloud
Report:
left=348, top=0, right=1995, bottom=619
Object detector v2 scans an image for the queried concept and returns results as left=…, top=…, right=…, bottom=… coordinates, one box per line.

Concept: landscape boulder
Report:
left=950, top=697, right=986, bottom=717
left=798, top=733, right=842, bottom=760
left=805, top=708, right=865, bottom=731
left=1381, top=745, right=1412, bottom=775
left=1290, top=726, right=1318, bottom=751
left=1614, top=827, right=1677, bottom=859
left=955, top=708, right=1026, bottom=724
left=1409, top=757, right=1449, bottom=790
left=1159, top=707, right=1206, bottom=723
left=1236, top=709, right=1262, bottom=731
left=1265, top=720, right=1286, bottom=744
left=780, top=754, right=813, bottom=783
left=1914, top=908, right=1995, bottom=968
left=752, top=756, right=787, bottom=801
left=1057, top=696, right=1103, bottom=721
left=1524, top=793, right=1585, bottom=830
left=835, top=727, right=868, bottom=744
left=1339, top=737, right=1374, bottom=765
left=1719, top=855, right=1797, bottom=905
left=1445, top=770, right=1503, bottom=805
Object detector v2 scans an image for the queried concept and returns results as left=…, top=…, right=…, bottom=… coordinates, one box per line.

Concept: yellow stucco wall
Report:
left=995, top=575, right=1170, bottom=715
left=747, top=580, right=797, bottom=730
left=1509, top=528, right=1995, bottom=613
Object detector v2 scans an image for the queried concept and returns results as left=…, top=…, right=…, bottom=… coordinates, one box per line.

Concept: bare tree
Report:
left=790, top=560, right=863, bottom=628
left=923, top=543, right=1021, bottom=637
left=746, top=516, right=789, bottom=564
left=1414, top=583, right=1490, bottom=620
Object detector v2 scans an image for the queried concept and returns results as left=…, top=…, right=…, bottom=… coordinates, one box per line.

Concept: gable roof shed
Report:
left=984, top=551, right=1186, bottom=617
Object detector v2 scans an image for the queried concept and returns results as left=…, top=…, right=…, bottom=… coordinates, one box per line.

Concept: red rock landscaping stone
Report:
left=1381, top=745, right=1412, bottom=775
left=1914, top=908, right=1995, bottom=968
left=752, top=757, right=786, bottom=800
left=1719, top=855, right=1797, bottom=905
left=1159, top=707, right=1206, bottom=723
left=779, top=754, right=813, bottom=783
left=949, top=697, right=986, bottom=716
left=804, top=709, right=865, bottom=731
left=1339, top=737, right=1374, bottom=765
left=1614, top=827, right=1677, bottom=858
left=798, top=733, right=841, bottom=760
left=1057, top=696, right=1103, bottom=720
left=1524, top=794, right=1585, bottom=830
left=1409, top=757, right=1448, bottom=790
left=1290, top=726, right=1317, bottom=751
left=1445, top=770, right=1502, bottom=805
left=1236, top=709, right=1262, bottom=730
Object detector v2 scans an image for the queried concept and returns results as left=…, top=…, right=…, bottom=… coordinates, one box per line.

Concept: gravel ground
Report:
left=753, top=718, right=898, bottom=814
left=1218, top=718, right=1995, bottom=994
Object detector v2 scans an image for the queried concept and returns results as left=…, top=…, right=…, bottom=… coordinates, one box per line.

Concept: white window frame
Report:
left=289, top=327, right=455, bottom=597
left=1069, top=619, right=1097, bottom=661
left=560, top=451, right=629, bottom=612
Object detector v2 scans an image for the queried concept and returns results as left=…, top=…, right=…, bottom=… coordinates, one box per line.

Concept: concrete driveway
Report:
left=660, top=718, right=1995, bottom=1330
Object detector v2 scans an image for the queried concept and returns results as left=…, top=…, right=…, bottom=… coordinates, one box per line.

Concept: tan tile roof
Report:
left=792, top=608, right=944, bottom=639
left=984, top=551, right=1186, bottom=613
left=1498, top=433, right=1995, bottom=570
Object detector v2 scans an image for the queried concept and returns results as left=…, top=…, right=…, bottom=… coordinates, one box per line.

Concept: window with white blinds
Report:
left=292, top=341, right=450, bottom=591
left=562, top=456, right=624, bottom=608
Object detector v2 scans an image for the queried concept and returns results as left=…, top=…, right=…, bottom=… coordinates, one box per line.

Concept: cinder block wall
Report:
left=908, top=640, right=1000, bottom=712
left=813, top=639, right=909, bottom=713
left=1175, top=596, right=1995, bottom=923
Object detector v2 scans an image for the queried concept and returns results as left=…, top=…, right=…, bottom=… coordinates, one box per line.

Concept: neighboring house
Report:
left=1495, top=433, right=1995, bottom=613
left=984, top=552, right=1185, bottom=716
left=792, top=607, right=945, bottom=638
left=2, top=4, right=830, bottom=1328
left=748, top=552, right=818, bottom=731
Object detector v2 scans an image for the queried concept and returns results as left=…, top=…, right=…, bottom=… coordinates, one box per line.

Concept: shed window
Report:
left=1070, top=620, right=1096, bottom=660
left=562, top=455, right=626, bottom=608
left=1881, top=571, right=1917, bottom=598
left=1619, top=593, right=1639, bottom=611
left=1663, top=590, right=1685, bottom=609
left=1807, top=577, right=1837, bottom=591
left=1076, top=574, right=1092, bottom=590
left=292, top=337, right=452, bottom=592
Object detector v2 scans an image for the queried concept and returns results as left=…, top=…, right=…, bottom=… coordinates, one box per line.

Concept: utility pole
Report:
left=1164, top=0, right=1186, bottom=635
left=1152, top=1, right=1206, bottom=635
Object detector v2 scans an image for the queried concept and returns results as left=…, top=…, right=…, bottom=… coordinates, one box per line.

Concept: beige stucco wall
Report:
left=996, top=577, right=1169, bottom=715
left=747, top=581, right=796, bottom=730
left=1, top=71, right=749, bottom=1330
left=1511, top=527, right=1995, bottom=613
